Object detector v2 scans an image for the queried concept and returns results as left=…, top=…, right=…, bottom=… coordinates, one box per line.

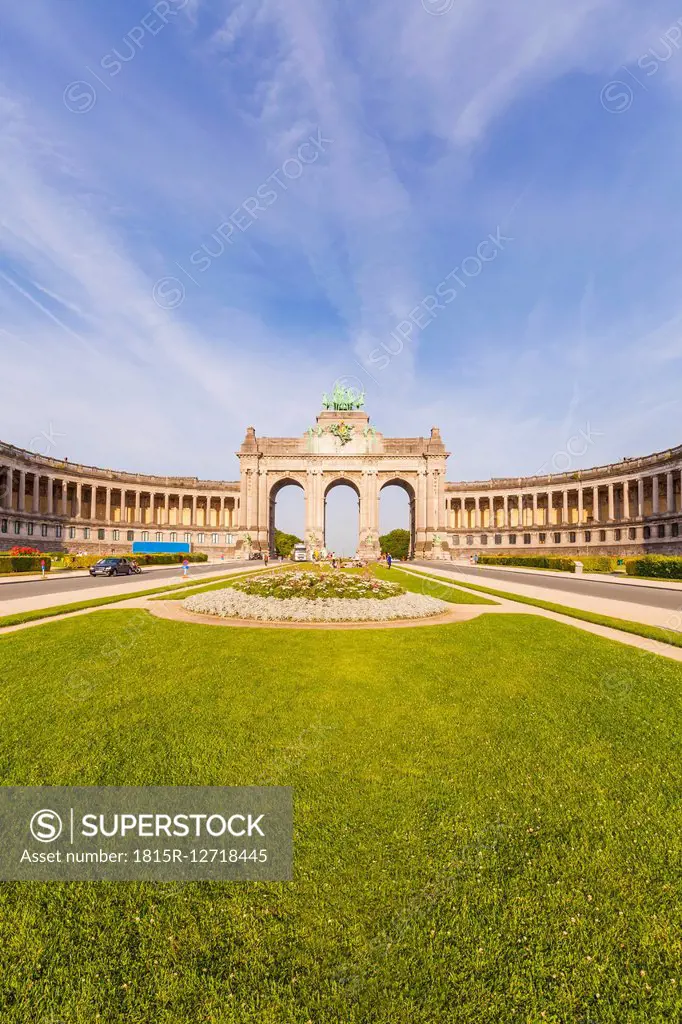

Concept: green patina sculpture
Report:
left=322, top=383, right=365, bottom=411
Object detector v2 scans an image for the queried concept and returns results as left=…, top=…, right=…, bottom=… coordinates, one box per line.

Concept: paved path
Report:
left=413, top=560, right=682, bottom=630
left=0, top=561, right=254, bottom=617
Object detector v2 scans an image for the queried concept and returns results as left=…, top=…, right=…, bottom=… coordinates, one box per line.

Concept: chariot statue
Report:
left=322, top=382, right=366, bottom=411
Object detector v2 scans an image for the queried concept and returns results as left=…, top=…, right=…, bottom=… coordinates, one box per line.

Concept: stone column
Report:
left=257, top=472, right=269, bottom=547
left=608, top=483, right=615, bottom=521
left=668, top=471, right=675, bottom=514
left=637, top=477, right=644, bottom=517
left=133, top=491, right=140, bottom=524
left=18, top=470, right=26, bottom=512
left=562, top=490, right=568, bottom=525
left=0, top=466, right=8, bottom=509
left=623, top=481, right=630, bottom=520
left=46, top=476, right=53, bottom=516
left=652, top=475, right=660, bottom=515
left=104, top=488, right=111, bottom=524
left=592, top=486, right=599, bottom=523
left=577, top=488, right=583, bottom=525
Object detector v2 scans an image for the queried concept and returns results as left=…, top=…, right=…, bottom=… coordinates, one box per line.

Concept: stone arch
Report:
left=323, top=476, right=361, bottom=554
left=268, top=475, right=306, bottom=554
left=380, top=477, right=416, bottom=558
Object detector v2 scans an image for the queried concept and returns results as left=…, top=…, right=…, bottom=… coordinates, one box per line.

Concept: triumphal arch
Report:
left=236, top=385, right=450, bottom=558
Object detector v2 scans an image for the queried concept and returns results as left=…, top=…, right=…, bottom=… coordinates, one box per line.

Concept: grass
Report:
left=402, top=566, right=682, bottom=649
left=378, top=564, right=495, bottom=604
left=1, top=610, right=681, bottom=1022
left=0, top=570, right=261, bottom=629
left=154, top=563, right=495, bottom=606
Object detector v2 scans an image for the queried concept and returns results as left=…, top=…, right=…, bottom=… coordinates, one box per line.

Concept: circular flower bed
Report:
left=231, top=569, right=403, bottom=600
left=182, top=589, right=450, bottom=622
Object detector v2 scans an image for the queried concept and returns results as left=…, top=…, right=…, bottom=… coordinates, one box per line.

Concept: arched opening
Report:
left=380, top=479, right=416, bottom=559
left=269, top=479, right=305, bottom=556
left=324, top=479, right=360, bottom=557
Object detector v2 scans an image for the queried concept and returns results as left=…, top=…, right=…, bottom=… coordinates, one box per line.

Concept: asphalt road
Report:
left=413, top=560, right=682, bottom=613
left=0, top=560, right=247, bottom=602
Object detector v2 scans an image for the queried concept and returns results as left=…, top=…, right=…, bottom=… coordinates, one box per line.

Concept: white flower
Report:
left=183, top=590, right=449, bottom=622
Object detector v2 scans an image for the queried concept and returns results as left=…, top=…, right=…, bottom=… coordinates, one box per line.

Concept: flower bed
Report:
left=182, top=589, right=449, bottom=622
left=232, top=569, right=403, bottom=601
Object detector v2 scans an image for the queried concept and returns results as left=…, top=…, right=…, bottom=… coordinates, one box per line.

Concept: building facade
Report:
left=1, top=402, right=681, bottom=558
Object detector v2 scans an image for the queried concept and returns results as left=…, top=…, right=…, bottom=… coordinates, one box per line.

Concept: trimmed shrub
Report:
left=477, top=555, right=576, bottom=572
left=0, top=555, right=51, bottom=573
left=578, top=556, right=617, bottom=573
left=131, top=552, right=208, bottom=565
left=625, top=555, right=682, bottom=580
left=51, top=552, right=209, bottom=570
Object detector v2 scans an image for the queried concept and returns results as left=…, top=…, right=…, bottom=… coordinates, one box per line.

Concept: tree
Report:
left=379, top=528, right=411, bottom=560
left=274, top=529, right=303, bottom=558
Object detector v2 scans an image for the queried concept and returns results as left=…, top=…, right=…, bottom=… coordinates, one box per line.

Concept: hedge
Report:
left=0, top=555, right=52, bottom=574
left=477, top=555, right=576, bottom=572
left=577, top=556, right=617, bottom=573
left=51, top=552, right=209, bottom=570
left=625, top=555, right=682, bottom=580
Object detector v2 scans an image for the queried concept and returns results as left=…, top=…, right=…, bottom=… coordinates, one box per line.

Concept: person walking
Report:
left=40, top=557, right=46, bottom=580
left=263, top=550, right=269, bottom=567
left=386, top=553, right=392, bottom=569
left=182, top=557, right=189, bottom=579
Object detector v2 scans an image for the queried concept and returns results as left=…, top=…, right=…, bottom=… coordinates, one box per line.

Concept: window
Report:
left=539, top=533, right=546, bottom=544
left=127, top=530, right=134, bottom=542
left=142, top=531, right=149, bottom=542
left=628, top=527, right=636, bottom=540
left=113, top=529, right=119, bottom=541
left=55, top=524, right=62, bottom=539
left=585, top=531, right=591, bottom=542
left=523, top=534, right=531, bottom=544
left=658, top=524, right=666, bottom=538
left=198, top=533, right=205, bottom=544
left=226, top=534, right=234, bottom=545
left=212, top=533, right=219, bottom=545
left=14, top=521, right=21, bottom=535
left=509, top=534, right=517, bottom=545
left=97, top=529, right=105, bottom=541
left=672, top=523, right=679, bottom=538
left=83, top=528, right=90, bottom=539
left=41, top=524, right=48, bottom=537
left=599, top=530, right=606, bottom=542
left=643, top=526, right=651, bottom=540
left=170, top=532, right=177, bottom=542
left=569, top=532, right=576, bottom=544
left=466, top=535, right=473, bottom=546
left=184, top=533, right=191, bottom=544
left=69, top=526, right=76, bottom=539
left=0, top=519, right=6, bottom=533
left=614, top=529, right=621, bottom=541
left=480, top=534, right=488, bottom=545
left=494, top=534, right=502, bottom=545
left=553, top=532, right=561, bottom=544
left=27, top=522, right=34, bottom=536
left=156, top=532, right=163, bottom=543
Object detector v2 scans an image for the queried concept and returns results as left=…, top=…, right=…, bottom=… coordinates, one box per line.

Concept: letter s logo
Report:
left=30, top=809, right=63, bottom=843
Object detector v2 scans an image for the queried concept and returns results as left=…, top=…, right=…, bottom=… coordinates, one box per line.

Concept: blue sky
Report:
left=2, top=0, right=682, bottom=551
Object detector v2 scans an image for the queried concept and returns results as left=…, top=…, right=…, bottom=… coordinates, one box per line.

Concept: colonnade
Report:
left=447, top=472, right=680, bottom=531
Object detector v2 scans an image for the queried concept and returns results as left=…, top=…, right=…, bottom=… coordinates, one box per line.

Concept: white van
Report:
left=292, top=543, right=307, bottom=562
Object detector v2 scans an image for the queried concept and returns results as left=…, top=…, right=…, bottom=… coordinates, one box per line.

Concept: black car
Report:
left=248, top=551, right=263, bottom=560
left=89, top=557, right=134, bottom=577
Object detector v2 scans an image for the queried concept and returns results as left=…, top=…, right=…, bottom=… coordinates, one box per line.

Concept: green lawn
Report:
left=400, top=566, right=682, bottom=649
left=0, top=610, right=681, bottom=1022
left=154, top=563, right=494, bottom=605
